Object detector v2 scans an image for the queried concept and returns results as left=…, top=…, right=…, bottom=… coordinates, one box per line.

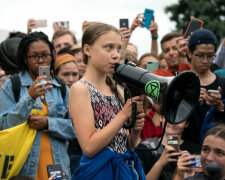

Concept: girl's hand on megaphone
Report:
left=121, top=96, right=143, bottom=122
left=132, top=112, right=145, bottom=132
left=131, top=96, right=145, bottom=132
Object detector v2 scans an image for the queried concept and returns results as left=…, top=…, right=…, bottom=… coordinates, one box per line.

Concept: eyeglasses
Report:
left=194, top=54, right=216, bottom=62
left=26, top=54, right=52, bottom=64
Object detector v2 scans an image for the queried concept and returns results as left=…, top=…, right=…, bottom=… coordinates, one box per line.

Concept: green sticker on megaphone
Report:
left=145, top=80, right=160, bottom=101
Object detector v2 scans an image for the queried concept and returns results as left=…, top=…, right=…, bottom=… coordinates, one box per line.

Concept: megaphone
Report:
left=113, top=62, right=200, bottom=127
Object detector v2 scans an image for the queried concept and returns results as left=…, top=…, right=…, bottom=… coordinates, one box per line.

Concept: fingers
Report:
left=176, top=37, right=189, bottom=56
left=28, top=115, right=48, bottom=129
left=133, top=117, right=145, bottom=131
left=204, top=91, right=221, bottom=106
left=48, top=174, right=56, bottom=180
left=120, top=28, right=131, bottom=40
left=132, top=13, right=144, bottom=27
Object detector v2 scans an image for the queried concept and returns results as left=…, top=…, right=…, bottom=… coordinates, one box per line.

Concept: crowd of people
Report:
left=0, top=11, right=225, bottom=180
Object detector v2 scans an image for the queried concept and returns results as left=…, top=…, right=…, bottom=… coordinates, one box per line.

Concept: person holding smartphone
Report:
left=174, top=124, right=225, bottom=180
left=135, top=117, right=201, bottom=180
left=0, top=32, right=75, bottom=179
left=120, top=12, right=159, bottom=58
left=182, top=29, right=225, bottom=145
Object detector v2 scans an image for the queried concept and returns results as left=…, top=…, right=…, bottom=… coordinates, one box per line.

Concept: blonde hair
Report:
left=82, top=23, right=123, bottom=103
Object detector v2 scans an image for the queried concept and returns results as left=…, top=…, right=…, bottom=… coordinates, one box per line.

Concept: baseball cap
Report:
left=188, top=29, right=217, bottom=49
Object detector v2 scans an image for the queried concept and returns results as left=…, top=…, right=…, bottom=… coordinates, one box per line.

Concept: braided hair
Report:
left=17, top=32, right=55, bottom=74
left=82, top=23, right=124, bottom=104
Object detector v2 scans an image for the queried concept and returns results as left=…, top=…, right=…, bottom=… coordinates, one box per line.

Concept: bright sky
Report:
left=0, top=0, right=178, bottom=58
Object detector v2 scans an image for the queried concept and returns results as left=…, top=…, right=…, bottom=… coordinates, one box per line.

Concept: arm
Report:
left=0, top=75, right=50, bottom=129
left=120, top=27, right=131, bottom=50
left=0, top=80, right=35, bottom=129
left=27, top=18, right=35, bottom=34
left=204, top=86, right=224, bottom=112
left=173, top=153, right=196, bottom=180
left=176, top=37, right=189, bottom=65
left=127, top=111, right=145, bottom=148
left=53, top=22, right=65, bottom=33
left=146, top=145, right=179, bottom=180
left=130, top=13, right=144, bottom=33
left=28, top=83, right=75, bottom=140
left=149, top=17, right=158, bottom=56
left=69, top=82, right=143, bottom=158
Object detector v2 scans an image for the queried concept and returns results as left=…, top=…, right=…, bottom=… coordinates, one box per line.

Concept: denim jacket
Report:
left=0, top=71, right=75, bottom=179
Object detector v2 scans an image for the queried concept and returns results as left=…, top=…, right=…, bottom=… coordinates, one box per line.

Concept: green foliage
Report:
left=165, top=0, right=225, bottom=42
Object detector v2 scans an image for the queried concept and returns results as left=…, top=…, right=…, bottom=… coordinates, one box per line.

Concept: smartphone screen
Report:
left=47, top=164, right=63, bottom=180
left=34, top=19, right=47, bottom=28
left=146, top=61, right=159, bottom=72
left=167, top=135, right=180, bottom=153
left=142, top=8, right=154, bottom=29
left=187, top=155, right=201, bottom=167
left=119, top=19, right=129, bottom=29
left=39, top=66, right=50, bottom=81
left=184, top=17, right=204, bottom=38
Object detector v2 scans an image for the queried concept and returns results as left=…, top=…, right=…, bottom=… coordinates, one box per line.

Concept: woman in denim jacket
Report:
left=0, top=32, right=75, bottom=179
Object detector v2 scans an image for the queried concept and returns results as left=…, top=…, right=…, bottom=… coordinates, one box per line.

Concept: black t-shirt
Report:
left=183, top=172, right=207, bottom=180
left=135, top=138, right=201, bottom=180
left=182, top=75, right=225, bottom=144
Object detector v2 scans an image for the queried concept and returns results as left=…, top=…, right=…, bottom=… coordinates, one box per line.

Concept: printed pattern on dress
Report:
left=80, top=80, right=127, bottom=153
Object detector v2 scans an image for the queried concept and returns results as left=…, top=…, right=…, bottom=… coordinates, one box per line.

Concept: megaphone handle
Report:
left=123, top=102, right=137, bottom=129
left=124, top=87, right=128, bottom=103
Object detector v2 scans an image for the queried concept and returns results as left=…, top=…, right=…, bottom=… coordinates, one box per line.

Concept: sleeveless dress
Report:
left=80, top=80, right=127, bottom=153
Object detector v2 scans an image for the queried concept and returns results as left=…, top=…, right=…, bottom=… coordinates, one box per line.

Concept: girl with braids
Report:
left=0, top=32, right=75, bottom=179
left=69, top=23, right=146, bottom=179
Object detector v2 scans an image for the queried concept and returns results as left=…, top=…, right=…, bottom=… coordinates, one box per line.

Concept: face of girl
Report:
left=164, top=120, right=188, bottom=136
left=85, top=31, right=121, bottom=74
left=25, top=40, right=52, bottom=80
left=57, top=62, right=79, bottom=88
left=201, top=135, right=225, bottom=178
left=75, top=51, right=86, bottom=77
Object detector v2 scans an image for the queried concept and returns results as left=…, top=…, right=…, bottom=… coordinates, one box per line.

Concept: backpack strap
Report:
left=55, top=77, right=68, bottom=118
left=10, top=74, right=21, bottom=103
left=55, top=77, right=66, bottom=101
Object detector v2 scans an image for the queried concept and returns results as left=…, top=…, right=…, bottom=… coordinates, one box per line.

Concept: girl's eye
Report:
left=202, top=147, right=209, bottom=153
left=216, top=150, right=225, bottom=156
left=106, top=45, right=113, bottom=50
left=72, top=73, right=78, bottom=76
left=62, top=73, right=70, bottom=76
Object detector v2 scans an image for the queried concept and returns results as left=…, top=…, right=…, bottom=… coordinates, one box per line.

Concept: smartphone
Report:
left=142, top=8, right=154, bottom=29
left=55, top=21, right=70, bottom=29
left=146, top=61, right=159, bottom=72
left=167, top=135, right=180, bottom=153
left=119, top=19, right=129, bottom=29
left=184, top=17, right=204, bottom=39
left=187, top=155, right=201, bottom=167
left=47, top=164, right=63, bottom=180
left=39, top=66, right=51, bottom=81
left=34, top=19, right=47, bottom=28
left=207, top=89, right=220, bottom=95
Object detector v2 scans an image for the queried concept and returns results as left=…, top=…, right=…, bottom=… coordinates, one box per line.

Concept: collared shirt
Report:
left=153, top=63, right=192, bottom=77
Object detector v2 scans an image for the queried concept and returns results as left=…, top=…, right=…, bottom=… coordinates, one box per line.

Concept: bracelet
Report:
left=152, top=35, right=158, bottom=40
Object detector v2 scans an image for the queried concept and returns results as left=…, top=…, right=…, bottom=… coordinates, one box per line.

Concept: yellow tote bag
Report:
left=0, top=109, right=44, bottom=179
